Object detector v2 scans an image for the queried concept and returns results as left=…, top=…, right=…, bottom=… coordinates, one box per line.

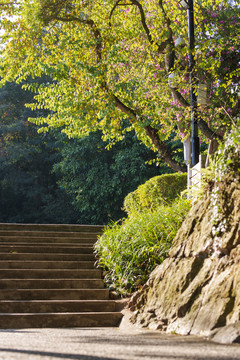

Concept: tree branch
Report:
left=158, top=2, right=222, bottom=143
left=198, top=118, right=223, bottom=141
left=171, top=87, right=223, bottom=140
left=109, top=1, right=133, bottom=24
left=144, top=125, right=187, bottom=173
left=109, top=92, right=187, bottom=172
left=38, top=5, right=207, bottom=172
left=110, top=0, right=155, bottom=46
left=170, top=88, right=190, bottom=107
left=55, top=15, right=103, bottom=62
left=130, top=0, right=153, bottom=44
left=109, top=0, right=123, bottom=23
left=159, top=0, right=175, bottom=72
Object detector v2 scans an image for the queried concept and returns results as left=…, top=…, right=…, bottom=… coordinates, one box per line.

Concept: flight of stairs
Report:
left=0, top=223, right=123, bottom=328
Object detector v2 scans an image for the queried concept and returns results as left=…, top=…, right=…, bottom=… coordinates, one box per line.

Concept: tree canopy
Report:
left=0, top=80, right=167, bottom=224
left=0, top=0, right=239, bottom=172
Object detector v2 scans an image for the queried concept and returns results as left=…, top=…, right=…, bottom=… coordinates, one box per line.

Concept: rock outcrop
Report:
left=128, top=176, right=240, bottom=342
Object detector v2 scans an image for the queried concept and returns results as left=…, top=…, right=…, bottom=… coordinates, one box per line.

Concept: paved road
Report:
left=0, top=328, right=240, bottom=360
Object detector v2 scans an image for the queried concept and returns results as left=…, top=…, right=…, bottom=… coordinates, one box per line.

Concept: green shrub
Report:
left=123, top=173, right=187, bottom=216
left=94, top=198, right=190, bottom=295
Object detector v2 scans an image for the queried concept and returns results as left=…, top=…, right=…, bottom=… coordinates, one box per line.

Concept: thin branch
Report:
left=109, top=0, right=170, bottom=54
left=158, top=0, right=167, bottom=18
left=109, top=0, right=122, bottom=23
left=109, top=1, right=133, bottom=23
left=158, top=0, right=175, bottom=72
left=130, top=0, right=153, bottom=44
left=221, top=106, right=237, bottom=127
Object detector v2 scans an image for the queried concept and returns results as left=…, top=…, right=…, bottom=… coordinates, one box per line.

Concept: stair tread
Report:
left=0, top=288, right=108, bottom=291
left=0, top=300, right=115, bottom=303
left=0, top=223, right=121, bottom=328
left=0, top=231, right=99, bottom=236
left=0, top=253, right=94, bottom=259
left=0, top=269, right=101, bottom=272
left=0, top=279, right=103, bottom=283
left=0, top=260, right=94, bottom=263
left=0, top=246, right=94, bottom=254
left=0, top=279, right=104, bottom=288
left=0, top=260, right=95, bottom=269
left=0, top=312, right=120, bottom=315
left=0, top=243, right=93, bottom=249
left=0, top=223, right=104, bottom=233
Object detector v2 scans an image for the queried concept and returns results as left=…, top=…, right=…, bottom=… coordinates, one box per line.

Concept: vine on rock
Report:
left=209, top=118, right=240, bottom=257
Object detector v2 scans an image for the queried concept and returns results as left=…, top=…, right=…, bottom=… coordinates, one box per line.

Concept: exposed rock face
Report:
left=128, top=178, right=240, bottom=340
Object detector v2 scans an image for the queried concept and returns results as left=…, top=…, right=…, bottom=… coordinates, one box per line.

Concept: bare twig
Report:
left=221, top=106, right=237, bottom=127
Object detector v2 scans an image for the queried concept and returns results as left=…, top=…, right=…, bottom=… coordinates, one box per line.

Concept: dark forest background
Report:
left=0, top=80, right=182, bottom=224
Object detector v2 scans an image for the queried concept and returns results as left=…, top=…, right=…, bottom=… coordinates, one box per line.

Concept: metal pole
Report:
left=187, top=0, right=199, bottom=166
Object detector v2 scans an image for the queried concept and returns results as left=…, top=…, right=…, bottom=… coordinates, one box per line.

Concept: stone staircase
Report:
left=0, top=223, right=123, bottom=328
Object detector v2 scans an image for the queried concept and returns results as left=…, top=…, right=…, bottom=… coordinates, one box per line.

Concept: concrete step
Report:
left=0, top=289, right=109, bottom=300
left=0, top=312, right=122, bottom=328
left=0, top=269, right=102, bottom=279
left=0, top=242, right=95, bottom=248
left=0, top=245, right=93, bottom=253
left=0, top=236, right=97, bottom=243
left=0, top=223, right=104, bottom=233
left=0, top=231, right=100, bottom=238
left=0, top=253, right=95, bottom=261
left=0, top=300, right=117, bottom=313
left=0, top=279, right=104, bottom=289
left=0, top=222, right=123, bottom=329
left=0, top=261, right=95, bottom=269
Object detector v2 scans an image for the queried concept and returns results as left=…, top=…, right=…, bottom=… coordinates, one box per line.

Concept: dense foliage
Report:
left=123, top=172, right=187, bottom=215
left=95, top=197, right=190, bottom=295
left=0, top=1, right=239, bottom=172
left=0, top=81, right=168, bottom=224
left=54, top=130, right=171, bottom=224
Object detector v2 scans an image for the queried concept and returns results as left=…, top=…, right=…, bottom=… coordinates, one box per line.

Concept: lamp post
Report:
left=180, top=0, right=200, bottom=166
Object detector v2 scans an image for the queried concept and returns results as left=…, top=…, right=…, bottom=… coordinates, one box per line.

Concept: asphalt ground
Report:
left=0, top=328, right=240, bottom=360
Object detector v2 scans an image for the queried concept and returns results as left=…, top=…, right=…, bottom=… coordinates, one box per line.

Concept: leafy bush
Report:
left=94, top=198, right=190, bottom=295
left=123, top=173, right=187, bottom=216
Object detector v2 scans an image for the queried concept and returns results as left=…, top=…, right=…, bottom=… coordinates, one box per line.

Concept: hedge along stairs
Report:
left=0, top=223, right=123, bottom=328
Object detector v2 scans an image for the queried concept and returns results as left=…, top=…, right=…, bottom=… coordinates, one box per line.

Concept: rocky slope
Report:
left=128, top=127, right=240, bottom=344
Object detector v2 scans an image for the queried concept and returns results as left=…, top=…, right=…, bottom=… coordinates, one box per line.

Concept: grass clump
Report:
left=94, top=198, right=190, bottom=296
